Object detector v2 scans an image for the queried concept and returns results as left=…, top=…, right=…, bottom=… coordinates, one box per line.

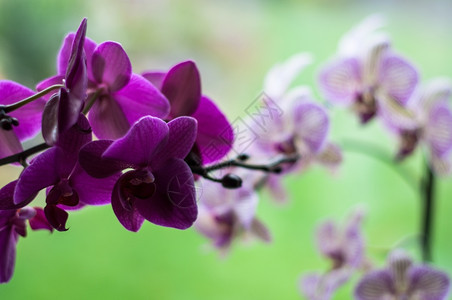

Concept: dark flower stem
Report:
left=203, top=154, right=300, bottom=173
left=82, top=89, right=103, bottom=115
left=0, top=142, right=50, bottom=167
left=421, top=161, right=435, bottom=262
left=3, top=84, right=64, bottom=113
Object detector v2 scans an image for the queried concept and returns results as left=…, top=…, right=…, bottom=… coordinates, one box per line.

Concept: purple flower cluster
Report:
left=0, top=18, right=239, bottom=283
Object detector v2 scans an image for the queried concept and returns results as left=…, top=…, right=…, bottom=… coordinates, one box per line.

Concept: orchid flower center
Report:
left=121, top=169, right=156, bottom=203
left=355, top=89, right=377, bottom=123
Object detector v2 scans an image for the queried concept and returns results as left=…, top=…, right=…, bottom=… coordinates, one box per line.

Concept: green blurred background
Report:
left=0, top=0, right=451, bottom=299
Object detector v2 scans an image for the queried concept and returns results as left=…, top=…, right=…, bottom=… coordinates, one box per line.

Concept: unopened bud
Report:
left=221, top=173, right=242, bottom=189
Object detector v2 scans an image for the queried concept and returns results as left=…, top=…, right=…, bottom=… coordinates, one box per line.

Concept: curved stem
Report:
left=420, top=161, right=435, bottom=262
left=0, top=142, right=50, bottom=167
left=341, top=138, right=418, bottom=193
left=82, top=89, right=102, bottom=115
left=4, top=84, right=64, bottom=113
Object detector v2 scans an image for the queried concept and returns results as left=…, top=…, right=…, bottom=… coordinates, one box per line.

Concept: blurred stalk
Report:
left=420, top=162, right=435, bottom=262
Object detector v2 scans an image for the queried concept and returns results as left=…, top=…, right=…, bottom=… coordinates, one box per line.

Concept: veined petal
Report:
left=318, top=57, right=362, bottom=105
left=111, top=174, right=144, bottom=232
left=377, top=91, right=419, bottom=132
left=88, top=95, right=130, bottom=140
left=293, top=102, right=329, bottom=154
left=191, top=96, right=234, bottom=164
left=92, top=42, right=131, bottom=92
left=0, top=80, right=46, bottom=141
left=56, top=113, right=92, bottom=160
left=152, top=116, right=197, bottom=168
left=57, top=33, right=97, bottom=77
left=378, top=53, right=419, bottom=105
left=79, top=140, right=125, bottom=178
left=408, top=265, right=450, bottom=300
left=316, top=220, right=339, bottom=258
left=263, top=52, right=313, bottom=100
left=114, top=73, right=170, bottom=121
left=425, top=103, right=452, bottom=157
left=0, top=225, right=17, bottom=283
left=141, top=71, right=166, bottom=90
left=14, top=147, right=60, bottom=205
left=354, top=270, right=395, bottom=300
left=161, top=60, right=201, bottom=117
left=135, top=158, right=197, bottom=229
left=103, top=116, right=169, bottom=167
left=70, top=163, right=120, bottom=206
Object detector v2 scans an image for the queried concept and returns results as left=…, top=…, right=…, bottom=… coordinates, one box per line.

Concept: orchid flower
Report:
left=318, top=16, right=419, bottom=124
left=78, top=116, right=198, bottom=231
left=355, top=250, right=450, bottom=300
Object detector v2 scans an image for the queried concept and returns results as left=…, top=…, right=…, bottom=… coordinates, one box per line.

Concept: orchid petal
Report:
left=318, top=57, right=362, bottom=105
left=57, top=33, right=97, bottom=77
left=88, top=95, right=130, bottom=140
left=114, top=73, right=170, bottom=121
left=92, top=42, right=131, bottom=92
left=57, top=87, right=83, bottom=136
left=14, top=147, right=60, bottom=205
left=191, top=96, right=234, bottom=164
left=111, top=173, right=144, bottom=232
left=264, top=52, right=313, bottom=99
left=0, top=128, right=23, bottom=159
left=70, top=163, right=119, bottom=206
left=28, top=207, right=53, bottom=232
left=379, top=54, right=419, bottom=105
left=0, top=225, right=17, bottom=283
left=103, top=116, right=169, bottom=167
left=408, top=265, right=450, bottom=300
left=354, top=270, right=395, bottom=300
left=135, top=158, right=197, bottom=229
left=35, top=75, right=64, bottom=101
left=293, top=102, right=329, bottom=154
left=0, top=80, right=46, bottom=141
left=79, top=140, right=125, bottom=178
left=161, top=60, right=201, bottom=117
left=425, top=103, right=452, bottom=157
left=44, top=205, right=69, bottom=231
left=141, top=71, right=166, bottom=90
left=152, top=116, right=197, bottom=168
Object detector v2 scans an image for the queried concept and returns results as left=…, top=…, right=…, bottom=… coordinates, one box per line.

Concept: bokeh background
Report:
left=0, top=0, right=452, bottom=299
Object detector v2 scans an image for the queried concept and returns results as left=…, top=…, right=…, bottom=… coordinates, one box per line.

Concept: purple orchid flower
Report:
left=355, top=250, right=450, bottom=300
left=142, top=60, right=234, bottom=164
left=0, top=206, right=52, bottom=283
left=318, top=17, right=419, bottom=124
left=195, top=171, right=270, bottom=252
left=300, top=208, right=366, bottom=300
left=11, top=115, right=118, bottom=231
left=0, top=80, right=46, bottom=159
left=389, top=79, right=452, bottom=175
left=38, top=19, right=170, bottom=140
left=78, top=116, right=198, bottom=231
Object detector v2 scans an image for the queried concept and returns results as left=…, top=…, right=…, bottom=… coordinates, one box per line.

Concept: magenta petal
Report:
left=103, top=116, right=169, bottom=167
left=88, top=95, right=131, bottom=140
left=0, top=80, right=46, bottom=141
left=92, top=42, right=132, bottom=92
left=161, top=60, right=201, bottom=117
left=355, top=270, right=395, bottom=300
left=293, top=102, right=329, bottom=153
left=57, top=87, right=83, bottom=136
left=152, top=116, right=197, bottom=167
left=70, top=163, right=119, bottom=206
left=379, top=54, right=419, bottom=105
left=0, top=128, right=23, bottom=159
left=191, top=96, right=234, bottom=164
left=41, top=94, right=59, bottom=146
left=0, top=181, right=25, bottom=210
left=141, top=71, right=166, bottom=90
left=135, top=158, right=197, bottom=229
left=36, top=75, right=65, bottom=101
left=44, top=205, right=68, bottom=231
left=56, top=113, right=92, bottom=157
left=0, top=224, right=17, bottom=283
left=318, top=57, right=362, bottom=105
left=14, top=147, right=59, bottom=205
left=57, top=33, right=97, bottom=77
left=114, top=74, right=170, bottom=121
left=29, top=207, right=53, bottom=232
left=79, top=140, right=125, bottom=178
left=111, top=175, right=144, bottom=232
